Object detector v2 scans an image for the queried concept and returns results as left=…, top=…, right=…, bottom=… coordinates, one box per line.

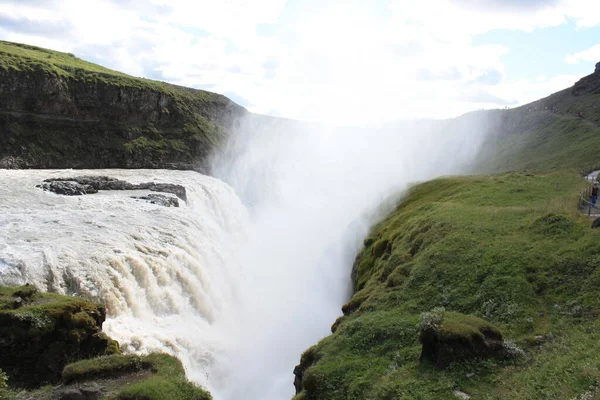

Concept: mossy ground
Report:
left=0, top=284, right=105, bottom=335
left=65, top=353, right=211, bottom=400
left=296, top=170, right=600, bottom=400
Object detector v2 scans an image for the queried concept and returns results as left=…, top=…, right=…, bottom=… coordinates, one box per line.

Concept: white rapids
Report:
left=0, top=169, right=248, bottom=393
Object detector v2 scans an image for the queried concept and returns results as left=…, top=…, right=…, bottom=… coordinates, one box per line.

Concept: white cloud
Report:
left=0, top=0, right=598, bottom=124
left=566, top=43, right=600, bottom=64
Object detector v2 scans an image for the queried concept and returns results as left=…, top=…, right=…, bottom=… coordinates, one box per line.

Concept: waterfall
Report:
left=0, top=113, right=492, bottom=400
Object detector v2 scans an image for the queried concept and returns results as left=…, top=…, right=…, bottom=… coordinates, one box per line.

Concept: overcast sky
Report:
left=1, top=0, right=600, bottom=124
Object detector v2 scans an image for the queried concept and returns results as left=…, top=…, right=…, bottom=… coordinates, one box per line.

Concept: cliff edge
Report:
left=0, top=41, right=246, bottom=171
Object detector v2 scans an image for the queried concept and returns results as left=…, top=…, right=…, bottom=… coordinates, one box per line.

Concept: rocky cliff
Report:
left=0, top=41, right=246, bottom=171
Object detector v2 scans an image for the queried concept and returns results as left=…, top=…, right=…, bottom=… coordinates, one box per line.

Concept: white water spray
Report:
left=210, top=112, right=493, bottom=399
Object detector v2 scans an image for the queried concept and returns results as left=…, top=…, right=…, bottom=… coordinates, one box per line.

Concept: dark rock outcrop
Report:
left=37, top=181, right=98, bottom=196
left=572, top=61, right=600, bottom=96
left=292, top=346, right=320, bottom=395
left=0, top=285, right=120, bottom=388
left=37, top=176, right=187, bottom=202
left=419, top=311, right=509, bottom=368
left=132, top=194, right=179, bottom=207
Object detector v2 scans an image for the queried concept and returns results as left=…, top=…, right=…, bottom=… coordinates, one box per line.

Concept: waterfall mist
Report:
left=210, top=111, right=494, bottom=399
left=0, top=114, right=495, bottom=400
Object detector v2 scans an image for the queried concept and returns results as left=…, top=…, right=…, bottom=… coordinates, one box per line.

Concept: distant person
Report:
left=592, top=182, right=598, bottom=205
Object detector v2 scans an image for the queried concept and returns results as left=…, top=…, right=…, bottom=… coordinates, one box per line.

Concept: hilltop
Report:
left=475, top=62, right=600, bottom=173
left=0, top=41, right=246, bottom=170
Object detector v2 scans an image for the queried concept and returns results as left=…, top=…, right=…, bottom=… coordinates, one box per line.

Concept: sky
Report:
left=0, top=0, right=599, bottom=125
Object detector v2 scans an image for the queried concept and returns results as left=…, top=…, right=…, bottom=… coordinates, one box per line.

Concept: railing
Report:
left=579, top=183, right=600, bottom=216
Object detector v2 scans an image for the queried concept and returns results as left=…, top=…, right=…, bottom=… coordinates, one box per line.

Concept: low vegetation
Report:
left=295, top=170, right=600, bottom=399
left=63, top=353, right=212, bottom=400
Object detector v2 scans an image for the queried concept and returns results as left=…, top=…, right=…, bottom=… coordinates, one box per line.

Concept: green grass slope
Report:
left=476, top=64, right=600, bottom=174
left=295, top=170, right=600, bottom=399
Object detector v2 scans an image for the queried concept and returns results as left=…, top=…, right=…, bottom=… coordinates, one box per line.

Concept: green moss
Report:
left=117, top=376, right=211, bottom=400
left=439, top=312, right=502, bottom=342
left=371, top=239, right=389, bottom=258
left=117, top=354, right=211, bottom=400
left=62, top=353, right=212, bottom=399
left=62, top=354, right=146, bottom=384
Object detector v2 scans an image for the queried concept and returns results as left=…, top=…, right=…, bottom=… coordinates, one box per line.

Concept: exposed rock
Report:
left=419, top=311, right=508, bottom=368
left=38, top=176, right=187, bottom=201
left=37, top=181, right=97, bottom=196
left=293, top=346, right=320, bottom=395
left=132, top=194, right=179, bottom=207
left=56, top=386, right=102, bottom=400
left=0, top=156, right=26, bottom=169
left=453, top=390, right=471, bottom=399
left=0, top=285, right=120, bottom=388
left=572, top=61, right=600, bottom=95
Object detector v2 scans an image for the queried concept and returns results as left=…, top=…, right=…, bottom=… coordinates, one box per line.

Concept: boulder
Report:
left=419, top=310, right=507, bottom=368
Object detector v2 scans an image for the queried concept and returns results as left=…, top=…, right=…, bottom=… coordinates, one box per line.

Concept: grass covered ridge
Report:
left=62, top=353, right=212, bottom=400
left=0, top=41, right=225, bottom=105
left=295, top=170, right=600, bottom=399
left=0, top=40, right=245, bottom=168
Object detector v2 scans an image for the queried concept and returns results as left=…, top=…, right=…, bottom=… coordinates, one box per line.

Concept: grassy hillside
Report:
left=0, top=40, right=228, bottom=108
left=295, top=170, right=600, bottom=399
left=0, top=41, right=245, bottom=169
left=475, top=65, right=600, bottom=174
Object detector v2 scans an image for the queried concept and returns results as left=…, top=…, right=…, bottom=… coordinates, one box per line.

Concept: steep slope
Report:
left=294, top=171, right=600, bottom=399
left=0, top=41, right=246, bottom=170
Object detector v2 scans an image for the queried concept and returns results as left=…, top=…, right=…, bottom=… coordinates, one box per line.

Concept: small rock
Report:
left=11, top=297, right=23, bottom=309
left=131, top=194, right=179, bottom=207
left=465, top=372, right=475, bottom=378
left=453, top=390, right=471, bottom=399
left=592, top=218, right=600, bottom=229
left=37, top=181, right=96, bottom=196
